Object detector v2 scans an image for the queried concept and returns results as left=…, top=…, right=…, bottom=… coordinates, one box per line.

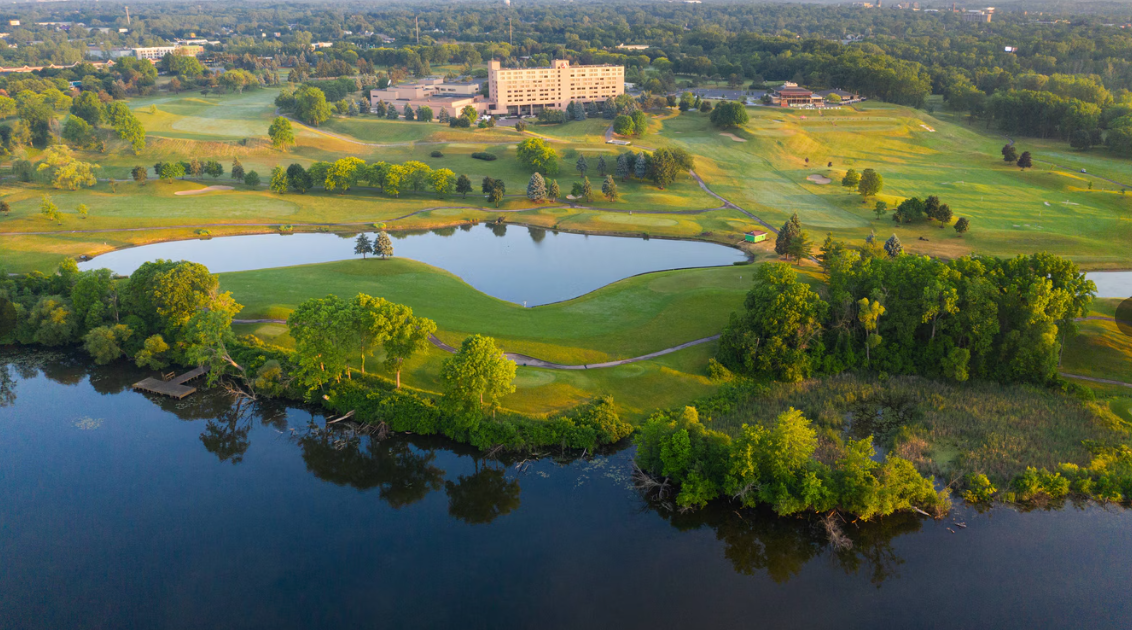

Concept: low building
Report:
left=745, top=230, right=768, bottom=243
left=369, top=77, right=489, bottom=118
left=814, top=88, right=862, bottom=103
left=961, top=10, right=992, bottom=23
left=766, top=83, right=824, bottom=107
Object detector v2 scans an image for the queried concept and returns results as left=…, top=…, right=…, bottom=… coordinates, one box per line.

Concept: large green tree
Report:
left=440, top=334, right=517, bottom=422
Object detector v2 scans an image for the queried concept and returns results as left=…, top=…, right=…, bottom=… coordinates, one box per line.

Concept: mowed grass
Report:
left=223, top=258, right=748, bottom=418
left=656, top=103, right=1132, bottom=268
left=220, top=257, right=751, bottom=363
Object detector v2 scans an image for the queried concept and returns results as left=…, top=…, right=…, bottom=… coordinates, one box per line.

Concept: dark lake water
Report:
left=77, top=225, right=746, bottom=306
left=2, top=348, right=1132, bottom=629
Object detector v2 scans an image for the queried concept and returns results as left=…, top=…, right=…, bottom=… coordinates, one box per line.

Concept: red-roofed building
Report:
left=767, top=82, right=825, bottom=108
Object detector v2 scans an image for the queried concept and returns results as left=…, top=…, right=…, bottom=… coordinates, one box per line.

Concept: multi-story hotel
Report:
left=485, top=59, right=624, bottom=116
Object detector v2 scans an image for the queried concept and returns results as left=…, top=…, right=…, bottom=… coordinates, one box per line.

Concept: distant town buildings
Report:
left=132, top=44, right=204, bottom=61
left=616, top=44, right=650, bottom=51
left=962, top=9, right=993, bottom=23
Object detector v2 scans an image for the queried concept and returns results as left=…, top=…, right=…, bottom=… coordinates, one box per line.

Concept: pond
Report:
left=1087, top=271, right=1132, bottom=299
left=78, top=225, right=746, bottom=306
left=2, top=348, right=1131, bottom=629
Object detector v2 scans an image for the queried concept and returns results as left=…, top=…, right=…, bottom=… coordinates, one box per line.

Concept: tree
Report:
left=602, top=175, right=618, bottom=201
left=132, top=165, right=148, bottom=183
left=527, top=172, right=547, bottom=202
left=431, top=168, right=456, bottom=197
left=456, top=174, right=472, bottom=198
left=572, top=156, right=587, bottom=180
left=204, top=160, right=224, bottom=178
left=382, top=303, right=437, bottom=388
left=709, top=101, right=750, bottom=128
left=36, top=146, right=99, bottom=190
left=873, top=200, right=888, bottom=220
left=70, top=92, right=106, bottom=127
left=548, top=179, right=560, bottom=201
left=287, top=163, right=311, bottom=193
left=842, top=169, right=861, bottom=189
left=489, top=185, right=505, bottom=207
left=647, top=148, right=680, bottom=189
left=616, top=153, right=630, bottom=180
left=295, top=86, right=332, bottom=126
left=288, top=295, right=354, bottom=390
left=244, top=171, right=261, bottom=187
left=718, top=263, right=827, bottom=382
left=461, top=105, right=478, bottom=125
left=679, top=91, right=695, bottom=112
left=418, top=105, right=433, bottom=123
left=858, top=168, right=883, bottom=198
left=269, top=166, right=288, bottom=194
left=1017, top=151, right=1033, bottom=169
left=83, top=324, right=133, bottom=365
left=386, top=104, right=399, bottom=120
left=77, top=204, right=89, bottom=219
left=134, top=334, right=169, bottom=370
left=160, top=161, right=185, bottom=182
left=268, top=116, right=295, bottom=150
left=775, top=213, right=801, bottom=257
left=856, top=298, right=886, bottom=363
left=325, top=157, right=366, bottom=192
left=787, top=230, right=812, bottom=265
left=374, top=231, right=394, bottom=259
left=440, top=334, right=517, bottom=421
left=516, top=137, right=559, bottom=175
left=884, top=234, right=903, bottom=257
left=403, top=104, right=416, bottom=121
left=954, top=217, right=970, bottom=235
left=597, top=155, right=608, bottom=177
left=699, top=99, right=713, bottom=113
left=613, top=114, right=634, bottom=136
left=62, top=117, right=99, bottom=150
left=934, top=203, right=953, bottom=226
left=0, top=201, right=8, bottom=217
left=632, top=110, right=649, bottom=136
left=634, top=152, right=648, bottom=180
left=354, top=233, right=373, bottom=259
left=231, top=159, right=245, bottom=182
left=1002, top=144, right=1018, bottom=163
left=40, top=195, right=61, bottom=223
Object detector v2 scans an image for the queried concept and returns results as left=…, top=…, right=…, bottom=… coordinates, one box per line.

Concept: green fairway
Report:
left=221, top=258, right=751, bottom=417
left=657, top=103, right=1132, bottom=268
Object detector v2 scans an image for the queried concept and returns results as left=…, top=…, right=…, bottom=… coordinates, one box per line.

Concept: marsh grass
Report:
left=705, top=373, right=1129, bottom=482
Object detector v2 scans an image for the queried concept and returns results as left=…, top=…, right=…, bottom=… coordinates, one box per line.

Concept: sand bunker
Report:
left=806, top=174, right=832, bottom=185
left=719, top=132, right=747, bottom=142
left=920, top=124, right=936, bottom=132
left=175, top=185, right=235, bottom=196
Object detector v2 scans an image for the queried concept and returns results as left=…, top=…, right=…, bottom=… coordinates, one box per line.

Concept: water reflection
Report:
left=299, top=428, right=445, bottom=509
left=528, top=226, right=546, bottom=244
left=445, top=463, right=522, bottom=524
left=648, top=498, right=920, bottom=586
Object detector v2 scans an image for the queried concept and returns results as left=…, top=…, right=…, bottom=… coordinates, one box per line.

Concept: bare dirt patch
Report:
left=719, top=132, right=747, bottom=142
left=175, top=185, right=235, bottom=196
left=806, top=174, right=832, bottom=185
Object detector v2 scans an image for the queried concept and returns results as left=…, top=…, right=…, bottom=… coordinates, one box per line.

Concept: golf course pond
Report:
left=78, top=225, right=746, bottom=306
left=2, top=348, right=1132, bottom=629
left=1087, top=270, right=1132, bottom=299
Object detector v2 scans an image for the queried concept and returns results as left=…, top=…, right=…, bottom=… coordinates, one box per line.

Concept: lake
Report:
left=2, top=348, right=1131, bottom=629
left=78, top=226, right=746, bottom=306
left=1087, top=270, right=1132, bottom=299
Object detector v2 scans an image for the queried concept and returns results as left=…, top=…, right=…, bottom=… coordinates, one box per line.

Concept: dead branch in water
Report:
left=631, top=461, right=672, bottom=501
left=822, top=511, right=853, bottom=551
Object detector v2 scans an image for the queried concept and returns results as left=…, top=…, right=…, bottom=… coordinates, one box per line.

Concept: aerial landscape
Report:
left=1, top=0, right=1132, bottom=627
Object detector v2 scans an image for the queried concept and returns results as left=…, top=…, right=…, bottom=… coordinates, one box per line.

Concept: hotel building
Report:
left=485, top=59, right=624, bottom=116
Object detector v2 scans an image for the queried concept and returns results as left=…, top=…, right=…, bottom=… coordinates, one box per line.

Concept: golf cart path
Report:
left=232, top=318, right=720, bottom=370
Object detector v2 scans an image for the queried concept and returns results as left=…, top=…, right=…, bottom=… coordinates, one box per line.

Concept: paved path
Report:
left=1061, top=373, right=1132, bottom=388
left=232, top=319, right=719, bottom=370
left=689, top=169, right=779, bottom=234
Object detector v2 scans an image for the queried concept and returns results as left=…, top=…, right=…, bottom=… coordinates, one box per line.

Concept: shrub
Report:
left=1012, top=467, right=1070, bottom=502
left=430, top=150, right=444, bottom=158
left=962, top=473, right=997, bottom=503
left=471, top=152, right=497, bottom=161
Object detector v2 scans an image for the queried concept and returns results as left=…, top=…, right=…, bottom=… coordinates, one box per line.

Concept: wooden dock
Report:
left=132, top=365, right=210, bottom=399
